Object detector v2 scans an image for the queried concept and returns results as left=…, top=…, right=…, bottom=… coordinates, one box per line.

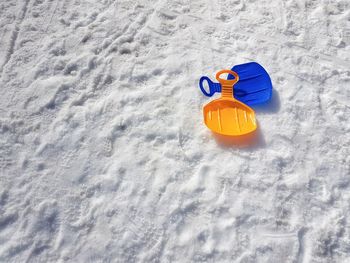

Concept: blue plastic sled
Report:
left=199, top=62, right=273, bottom=106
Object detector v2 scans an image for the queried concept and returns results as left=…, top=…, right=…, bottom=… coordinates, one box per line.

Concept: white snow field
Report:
left=0, top=0, right=349, bottom=262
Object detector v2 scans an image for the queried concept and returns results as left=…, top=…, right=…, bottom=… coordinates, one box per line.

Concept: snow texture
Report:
left=0, top=0, right=350, bottom=262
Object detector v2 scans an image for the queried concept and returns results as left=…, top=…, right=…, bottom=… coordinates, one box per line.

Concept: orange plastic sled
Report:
left=203, top=69, right=257, bottom=136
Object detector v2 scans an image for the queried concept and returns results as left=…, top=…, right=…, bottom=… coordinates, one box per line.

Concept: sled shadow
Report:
left=213, top=125, right=266, bottom=149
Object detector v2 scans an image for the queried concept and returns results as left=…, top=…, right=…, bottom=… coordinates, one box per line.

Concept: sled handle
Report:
left=216, top=70, right=239, bottom=98
left=199, top=76, right=221, bottom=97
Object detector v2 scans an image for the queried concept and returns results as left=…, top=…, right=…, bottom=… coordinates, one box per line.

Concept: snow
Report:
left=0, top=0, right=349, bottom=262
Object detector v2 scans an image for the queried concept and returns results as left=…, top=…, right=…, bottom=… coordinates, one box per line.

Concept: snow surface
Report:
left=0, top=0, right=350, bottom=262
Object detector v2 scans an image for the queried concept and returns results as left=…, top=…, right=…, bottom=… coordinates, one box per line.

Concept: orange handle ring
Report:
left=216, top=69, right=239, bottom=86
left=216, top=69, right=239, bottom=98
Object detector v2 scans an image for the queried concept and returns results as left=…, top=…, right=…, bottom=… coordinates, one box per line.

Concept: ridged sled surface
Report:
left=228, top=62, right=273, bottom=105
left=203, top=99, right=257, bottom=136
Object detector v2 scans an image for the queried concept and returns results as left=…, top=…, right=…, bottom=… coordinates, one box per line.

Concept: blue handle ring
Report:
left=199, top=76, right=215, bottom=97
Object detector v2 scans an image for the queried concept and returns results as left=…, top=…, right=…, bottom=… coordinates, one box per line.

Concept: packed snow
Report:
left=0, top=0, right=349, bottom=262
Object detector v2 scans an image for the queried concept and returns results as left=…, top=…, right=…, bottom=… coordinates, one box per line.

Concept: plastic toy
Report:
left=199, top=62, right=272, bottom=106
left=203, top=70, right=257, bottom=136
